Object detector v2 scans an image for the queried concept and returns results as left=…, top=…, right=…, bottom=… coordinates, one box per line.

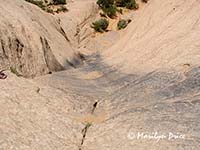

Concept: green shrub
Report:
left=142, top=0, right=148, bottom=3
left=25, top=0, right=68, bottom=14
left=100, top=12, right=107, bottom=18
left=25, top=0, right=45, bottom=10
left=46, top=7, right=54, bottom=14
left=102, top=5, right=117, bottom=18
left=91, top=19, right=109, bottom=33
left=10, top=67, right=22, bottom=77
left=56, top=5, right=68, bottom=13
left=117, top=8, right=123, bottom=14
left=97, top=0, right=117, bottom=18
left=126, top=1, right=139, bottom=9
left=115, top=0, right=126, bottom=7
left=97, top=0, right=139, bottom=18
left=117, top=19, right=127, bottom=30
left=97, top=0, right=115, bottom=8
left=117, top=19, right=131, bottom=30
left=52, top=0, right=66, bottom=5
left=115, top=0, right=139, bottom=10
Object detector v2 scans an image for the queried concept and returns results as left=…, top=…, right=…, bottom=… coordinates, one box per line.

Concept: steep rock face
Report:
left=103, top=0, right=200, bottom=74
left=56, top=0, right=98, bottom=50
left=0, top=0, right=85, bottom=77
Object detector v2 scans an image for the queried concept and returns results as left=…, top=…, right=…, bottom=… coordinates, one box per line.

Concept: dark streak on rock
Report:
left=40, top=36, right=65, bottom=73
left=0, top=39, right=8, bottom=59
left=59, top=27, right=70, bottom=42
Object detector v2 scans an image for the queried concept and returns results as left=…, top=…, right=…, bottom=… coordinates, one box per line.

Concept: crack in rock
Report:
left=79, top=101, right=98, bottom=150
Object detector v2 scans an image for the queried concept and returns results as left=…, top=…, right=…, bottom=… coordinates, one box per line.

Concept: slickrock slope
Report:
left=0, top=0, right=97, bottom=77
left=0, top=0, right=200, bottom=150
left=103, top=0, right=200, bottom=74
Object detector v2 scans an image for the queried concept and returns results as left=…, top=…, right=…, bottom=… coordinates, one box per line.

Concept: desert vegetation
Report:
left=52, top=0, right=66, bottom=5
left=142, top=0, right=149, bottom=3
left=102, top=5, right=118, bottom=18
left=25, top=0, right=46, bottom=10
left=91, top=19, right=109, bottom=33
left=10, top=67, right=22, bottom=77
left=92, top=0, right=144, bottom=32
left=117, top=19, right=131, bottom=30
left=55, top=5, right=68, bottom=13
left=25, top=0, right=68, bottom=14
left=97, top=0, right=139, bottom=19
left=115, top=0, right=139, bottom=9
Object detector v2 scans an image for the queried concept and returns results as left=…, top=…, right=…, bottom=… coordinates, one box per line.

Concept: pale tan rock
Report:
left=0, top=0, right=98, bottom=77
left=0, top=0, right=200, bottom=150
left=103, top=0, right=200, bottom=74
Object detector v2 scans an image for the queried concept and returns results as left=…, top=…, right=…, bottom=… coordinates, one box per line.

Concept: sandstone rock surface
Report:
left=0, top=0, right=200, bottom=150
left=0, top=0, right=97, bottom=77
